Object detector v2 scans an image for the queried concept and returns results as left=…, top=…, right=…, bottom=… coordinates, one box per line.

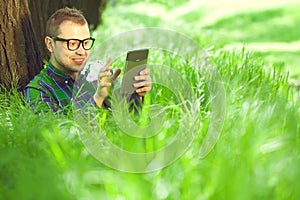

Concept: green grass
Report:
left=114, top=0, right=187, bottom=10
left=97, top=1, right=300, bottom=82
left=254, top=51, right=300, bottom=80
left=200, top=3, right=300, bottom=81
left=1, top=1, right=300, bottom=200
left=202, top=5, right=300, bottom=43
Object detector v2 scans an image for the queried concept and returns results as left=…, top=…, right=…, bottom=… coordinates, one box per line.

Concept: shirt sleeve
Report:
left=24, top=86, right=59, bottom=113
left=73, top=79, right=111, bottom=110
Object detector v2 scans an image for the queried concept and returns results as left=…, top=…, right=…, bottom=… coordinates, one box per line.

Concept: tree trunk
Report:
left=0, top=0, right=42, bottom=91
left=0, top=0, right=107, bottom=91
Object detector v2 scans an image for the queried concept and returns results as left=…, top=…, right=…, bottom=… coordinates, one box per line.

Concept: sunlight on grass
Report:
left=203, top=6, right=300, bottom=43
left=1, top=0, right=300, bottom=199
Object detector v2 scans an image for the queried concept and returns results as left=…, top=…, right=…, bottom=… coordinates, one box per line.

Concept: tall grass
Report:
left=1, top=1, right=300, bottom=200
left=1, top=46, right=299, bottom=199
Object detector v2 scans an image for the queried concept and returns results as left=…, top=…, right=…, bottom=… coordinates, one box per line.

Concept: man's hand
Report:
left=133, top=68, right=152, bottom=97
left=93, top=58, right=121, bottom=107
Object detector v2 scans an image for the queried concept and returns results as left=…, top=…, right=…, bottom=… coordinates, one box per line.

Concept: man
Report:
left=24, top=7, right=152, bottom=114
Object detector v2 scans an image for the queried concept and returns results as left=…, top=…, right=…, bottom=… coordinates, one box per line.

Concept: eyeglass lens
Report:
left=67, top=38, right=94, bottom=51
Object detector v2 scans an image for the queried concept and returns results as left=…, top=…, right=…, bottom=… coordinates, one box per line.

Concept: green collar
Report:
left=47, top=61, right=70, bottom=78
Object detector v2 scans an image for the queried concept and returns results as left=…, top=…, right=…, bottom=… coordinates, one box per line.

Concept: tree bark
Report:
left=0, top=1, right=41, bottom=91
left=0, top=0, right=107, bottom=91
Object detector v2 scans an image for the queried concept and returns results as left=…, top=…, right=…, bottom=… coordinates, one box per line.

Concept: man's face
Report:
left=50, top=20, right=91, bottom=78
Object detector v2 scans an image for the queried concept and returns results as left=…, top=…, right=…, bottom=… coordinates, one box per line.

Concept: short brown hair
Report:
left=46, top=7, right=88, bottom=37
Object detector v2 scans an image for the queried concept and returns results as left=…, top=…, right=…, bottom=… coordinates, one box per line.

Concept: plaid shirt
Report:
left=24, top=62, right=99, bottom=114
left=24, top=61, right=142, bottom=115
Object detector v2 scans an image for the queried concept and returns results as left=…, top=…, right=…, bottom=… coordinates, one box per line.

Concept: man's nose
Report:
left=75, top=43, right=85, bottom=55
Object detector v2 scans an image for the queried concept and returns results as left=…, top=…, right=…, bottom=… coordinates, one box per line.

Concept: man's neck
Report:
left=49, top=60, right=78, bottom=80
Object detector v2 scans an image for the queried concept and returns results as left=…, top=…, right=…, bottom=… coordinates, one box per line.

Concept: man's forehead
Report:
left=59, top=20, right=88, bottom=29
left=57, top=20, right=90, bottom=37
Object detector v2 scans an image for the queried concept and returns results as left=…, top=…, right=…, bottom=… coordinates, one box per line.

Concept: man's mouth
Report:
left=72, top=58, right=85, bottom=64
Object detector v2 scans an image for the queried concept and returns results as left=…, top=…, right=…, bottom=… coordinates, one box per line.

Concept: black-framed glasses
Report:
left=50, top=36, right=95, bottom=51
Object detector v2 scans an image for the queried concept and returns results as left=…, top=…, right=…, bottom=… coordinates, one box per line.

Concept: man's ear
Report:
left=45, top=36, right=54, bottom=53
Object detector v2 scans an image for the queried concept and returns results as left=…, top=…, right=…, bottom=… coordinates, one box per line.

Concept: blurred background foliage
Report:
left=96, top=0, right=300, bottom=83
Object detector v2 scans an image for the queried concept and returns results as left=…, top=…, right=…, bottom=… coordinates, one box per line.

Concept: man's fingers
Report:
left=133, top=81, right=152, bottom=89
left=99, top=82, right=112, bottom=87
left=104, top=57, right=113, bottom=68
left=134, top=68, right=152, bottom=97
left=136, top=92, right=147, bottom=96
left=99, top=71, right=112, bottom=78
left=111, top=68, right=121, bottom=81
left=139, top=68, right=150, bottom=76
left=134, top=75, right=152, bottom=81
left=98, top=57, right=114, bottom=79
left=136, top=86, right=151, bottom=94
